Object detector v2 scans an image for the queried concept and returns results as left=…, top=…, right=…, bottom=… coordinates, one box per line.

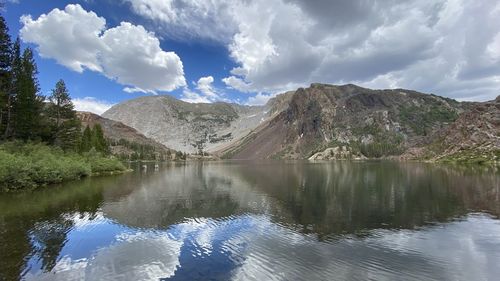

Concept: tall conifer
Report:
left=14, top=48, right=43, bottom=140
left=0, top=14, right=11, bottom=134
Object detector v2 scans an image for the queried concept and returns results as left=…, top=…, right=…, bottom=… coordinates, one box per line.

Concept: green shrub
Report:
left=0, top=142, right=125, bottom=191
left=86, top=154, right=126, bottom=174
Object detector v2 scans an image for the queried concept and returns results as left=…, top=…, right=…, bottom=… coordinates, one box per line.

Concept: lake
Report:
left=0, top=161, right=499, bottom=281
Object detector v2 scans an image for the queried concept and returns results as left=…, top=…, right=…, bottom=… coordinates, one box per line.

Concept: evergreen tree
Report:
left=3, top=38, right=20, bottom=138
left=91, top=124, right=109, bottom=154
left=47, top=79, right=80, bottom=150
left=79, top=125, right=92, bottom=153
left=55, top=118, right=81, bottom=151
left=14, top=47, right=43, bottom=140
left=47, top=80, right=75, bottom=126
left=0, top=14, right=11, bottom=134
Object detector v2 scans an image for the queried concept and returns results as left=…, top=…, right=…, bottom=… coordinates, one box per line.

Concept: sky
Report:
left=3, top=0, right=500, bottom=114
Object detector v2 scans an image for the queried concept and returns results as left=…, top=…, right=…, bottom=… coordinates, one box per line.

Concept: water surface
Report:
left=0, top=161, right=499, bottom=280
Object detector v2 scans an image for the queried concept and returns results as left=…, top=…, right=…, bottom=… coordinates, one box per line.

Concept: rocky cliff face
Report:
left=102, top=95, right=270, bottom=153
left=420, top=96, right=500, bottom=163
left=220, top=84, right=467, bottom=159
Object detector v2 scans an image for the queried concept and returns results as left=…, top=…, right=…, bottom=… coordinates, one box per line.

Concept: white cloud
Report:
left=180, top=87, right=211, bottom=103
left=222, top=76, right=252, bottom=93
left=127, top=0, right=500, bottom=102
left=196, top=76, right=218, bottom=98
left=181, top=76, right=227, bottom=103
left=20, top=4, right=186, bottom=94
left=73, top=97, right=115, bottom=115
left=246, top=93, right=277, bottom=106
left=124, top=0, right=237, bottom=43
left=20, top=4, right=104, bottom=73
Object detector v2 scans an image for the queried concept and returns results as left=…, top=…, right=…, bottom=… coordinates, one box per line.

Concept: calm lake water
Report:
left=1, top=161, right=499, bottom=281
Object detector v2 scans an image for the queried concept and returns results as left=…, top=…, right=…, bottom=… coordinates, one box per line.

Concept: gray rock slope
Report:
left=103, top=95, right=271, bottom=153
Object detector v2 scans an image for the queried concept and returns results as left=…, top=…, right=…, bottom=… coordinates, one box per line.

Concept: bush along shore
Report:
left=0, top=142, right=127, bottom=191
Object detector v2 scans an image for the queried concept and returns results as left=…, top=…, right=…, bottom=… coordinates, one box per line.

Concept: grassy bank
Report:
left=0, top=142, right=127, bottom=191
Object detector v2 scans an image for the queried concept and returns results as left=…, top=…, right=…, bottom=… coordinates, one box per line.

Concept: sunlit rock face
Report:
left=103, top=95, right=271, bottom=153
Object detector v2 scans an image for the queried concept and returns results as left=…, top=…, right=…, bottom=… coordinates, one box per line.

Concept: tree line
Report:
left=0, top=13, right=108, bottom=153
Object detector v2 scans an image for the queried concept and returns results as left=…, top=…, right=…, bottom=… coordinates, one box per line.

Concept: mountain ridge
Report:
left=101, top=83, right=499, bottom=163
left=102, top=95, right=271, bottom=153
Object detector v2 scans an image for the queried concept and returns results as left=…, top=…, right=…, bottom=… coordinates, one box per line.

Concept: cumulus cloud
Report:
left=246, top=93, right=279, bottom=106
left=20, top=4, right=186, bottom=94
left=73, top=97, right=115, bottom=115
left=181, top=76, right=226, bottom=103
left=127, top=0, right=500, bottom=102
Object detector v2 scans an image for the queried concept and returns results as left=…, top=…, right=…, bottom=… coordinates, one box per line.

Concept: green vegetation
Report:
left=79, top=124, right=110, bottom=154
left=0, top=142, right=126, bottom=191
left=351, top=124, right=405, bottom=158
left=399, top=105, right=458, bottom=136
left=438, top=150, right=500, bottom=165
left=110, top=138, right=172, bottom=161
left=175, top=151, right=188, bottom=160
left=353, top=141, right=404, bottom=158
left=0, top=14, right=128, bottom=191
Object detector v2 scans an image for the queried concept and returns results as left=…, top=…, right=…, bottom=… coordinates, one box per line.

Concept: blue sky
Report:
left=3, top=0, right=500, bottom=114
left=3, top=0, right=247, bottom=113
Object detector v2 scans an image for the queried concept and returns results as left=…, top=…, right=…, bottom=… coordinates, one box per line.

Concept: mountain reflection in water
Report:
left=0, top=161, right=499, bottom=280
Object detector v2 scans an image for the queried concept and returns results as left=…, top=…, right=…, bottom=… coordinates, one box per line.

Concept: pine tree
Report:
left=48, top=80, right=75, bottom=126
left=79, top=125, right=92, bottom=153
left=0, top=14, right=11, bottom=134
left=3, top=38, right=20, bottom=138
left=47, top=79, right=81, bottom=150
left=91, top=124, right=109, bottom=154
left=56, top=118, right=81, bottom=151
left=14, top=47, right=43, bottom=140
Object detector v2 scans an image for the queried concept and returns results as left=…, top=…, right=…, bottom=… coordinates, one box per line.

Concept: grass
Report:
left=0, top=142, right=127, bottom=191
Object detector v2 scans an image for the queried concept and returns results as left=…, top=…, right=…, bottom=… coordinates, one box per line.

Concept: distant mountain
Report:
left=77, top=111, right=174, bottom=160
left=102, top=95, right=271, bottom=153
left=100, top=83, right=499, bottom=163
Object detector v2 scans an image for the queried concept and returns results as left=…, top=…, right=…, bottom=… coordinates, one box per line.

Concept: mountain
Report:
left=103, top=95, right=272, bottom=153
left=419, top=96, right=500, bottom=164
left=101, top=83, right=498, bottom=163
left=76, top=111, right=174, bottom=160
left=218, top=84, right=468, bottom=159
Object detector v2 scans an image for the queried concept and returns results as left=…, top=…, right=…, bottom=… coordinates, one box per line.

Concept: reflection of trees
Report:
left=229, top=161, right=500, bottom=239
left=31, top=219, right=73, bottom=272
left=0, top=174, right=138, bottom=281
